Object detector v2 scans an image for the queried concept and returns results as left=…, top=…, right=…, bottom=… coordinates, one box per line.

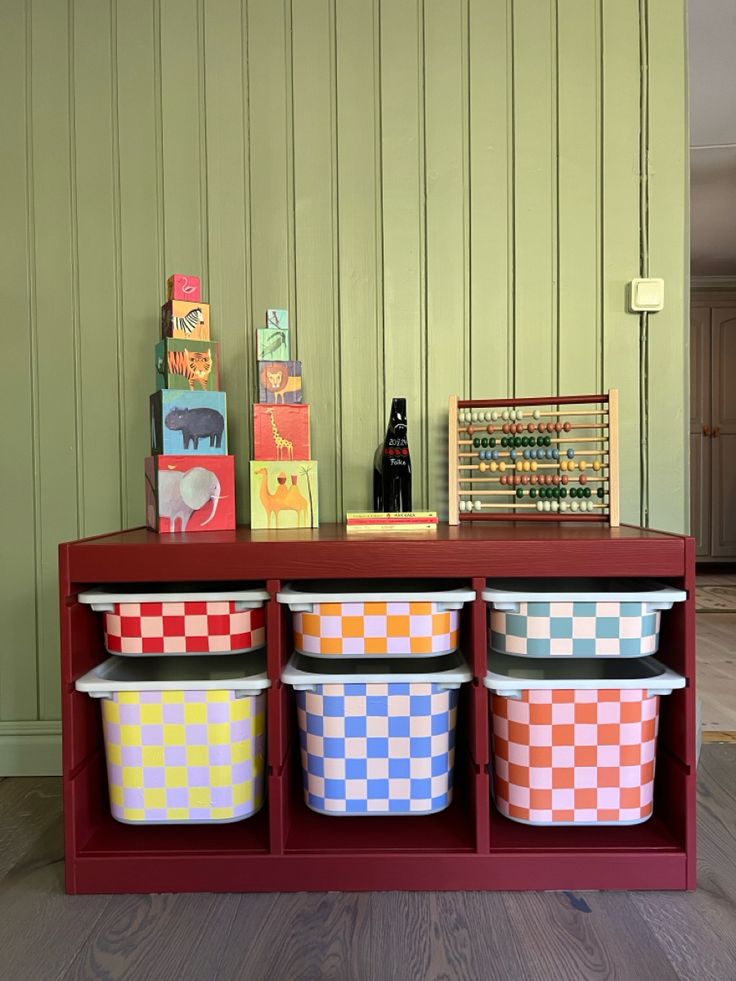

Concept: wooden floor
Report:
left=0, top=746, right=734, bottom=981
left=697, top=568, right=736, bottom=734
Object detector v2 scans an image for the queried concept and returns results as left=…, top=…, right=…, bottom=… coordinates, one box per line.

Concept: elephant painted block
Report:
left=257, top=326, right=289, bottom=362
left=258, top=361, right=303, bottom=404
left=253, top=404, right=311, bottom=461
left=167, top=273, right=201, bottom=303
left=266, top=308, right=289, bottom=331
left=161, top=300, right=211, bottom=341
left=250, top=460, right=318, bottom=530
left=150, top=389, right=228, bottom=455
left=155, top=339, right=221, bottom=392
left=146, top=455, right=236, bottom=533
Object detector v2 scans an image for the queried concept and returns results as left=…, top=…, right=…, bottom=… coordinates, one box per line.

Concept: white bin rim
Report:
left=484, top=652, right=686, bottom=694
left=76, top=651, right=270, bottom=696
left=482, top=578, right=686, bottom=605
left=282, top=651, right=472, bottom=688
left=78, top=586, right=270, bottom=607
left=277, top=579, right=475, bottom=606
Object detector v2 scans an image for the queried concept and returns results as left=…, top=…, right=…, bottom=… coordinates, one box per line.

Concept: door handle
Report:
left=713, top=426, right=721, bottom=439
left=703, top=425, right=711, bottom=437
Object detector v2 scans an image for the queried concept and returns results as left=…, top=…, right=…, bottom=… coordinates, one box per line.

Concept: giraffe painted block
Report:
left=257, top=327, right=290, bottom=362
left=250, top=460, right=319, bottom=530
left=155, top=339, right=221, bottom=392
left=266, top=308, right=289, bottom=331
left=161, top=300, right=211, bottom=341
left=167, top=273, right=201, bottom=302
left=253, top=404, right=310, bottom=461
left=258, top=361, right=303, bottom=404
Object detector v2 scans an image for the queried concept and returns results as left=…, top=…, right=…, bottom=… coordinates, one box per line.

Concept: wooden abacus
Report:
left=448, top=390, right=619, bottom=525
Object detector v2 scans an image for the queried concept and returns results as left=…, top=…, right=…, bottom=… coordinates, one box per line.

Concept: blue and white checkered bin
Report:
left=483, top=579, right=686, bottom=658
left=282, top=654, right=472, bottom=815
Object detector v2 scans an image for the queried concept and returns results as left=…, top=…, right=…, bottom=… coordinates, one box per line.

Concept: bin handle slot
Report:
left=491, top=603, right=521, bottom=614
left=436, top=602, right=464, bottom=613
left=287, top=604, right=315, bottom=614
left=645, top=602, right=673, bottom=614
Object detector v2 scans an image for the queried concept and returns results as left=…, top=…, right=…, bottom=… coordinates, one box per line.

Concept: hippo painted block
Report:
left=150, top=389, right=228, bottom=455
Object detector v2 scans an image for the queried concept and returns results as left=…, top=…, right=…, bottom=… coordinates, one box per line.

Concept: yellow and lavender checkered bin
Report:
left=278, top=580, right=475, bottom=658
left=76, top=654, right=270, bottom=825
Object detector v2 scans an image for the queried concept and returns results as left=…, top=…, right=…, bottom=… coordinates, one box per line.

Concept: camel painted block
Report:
left=167, top=274, right=201, bottom=303
left=266, top=308, right=289, bottom=331
left=155, top=339, right=221, bottom=392
left=150, top=389, right=228, bottom=455
left=257, top=327, right=289, bottom=362
left=258, top=361, right=303, bottom=404
left=253, top=404, right=311, bottom=461
left=161, top=300, right=211, bottom=341
left=146, top=455, right=236, bottom=533
left=250, top=461, right=319, bottom=530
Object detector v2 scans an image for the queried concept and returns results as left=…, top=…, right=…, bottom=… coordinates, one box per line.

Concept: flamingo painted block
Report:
left=249, top=460, right=319, bottom=530
left=146, top=455, right=236, bottom=533
left=167, top=274, right=201, bottom=302
left=253, top=404, right=311, bottom=461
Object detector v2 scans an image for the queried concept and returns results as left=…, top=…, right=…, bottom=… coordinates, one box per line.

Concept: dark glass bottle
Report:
left=373, top=397, right=412, bottom=512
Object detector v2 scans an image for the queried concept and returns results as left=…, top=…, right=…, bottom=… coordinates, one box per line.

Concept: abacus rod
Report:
left=457, top=423, right=609, bottom=432
left=457, top=394, right=607, bottom=408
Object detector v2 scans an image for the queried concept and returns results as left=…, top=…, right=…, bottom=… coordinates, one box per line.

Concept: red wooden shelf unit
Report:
left=59, top=523, right=697, bottom=894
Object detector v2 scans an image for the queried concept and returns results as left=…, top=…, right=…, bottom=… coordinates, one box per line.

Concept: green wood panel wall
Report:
left=0, top=0, right=688, bottom=746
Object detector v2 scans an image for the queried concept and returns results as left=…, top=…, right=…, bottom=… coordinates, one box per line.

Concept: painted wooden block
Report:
left=161, top=300, right=211, bottom=340
left=155, top=339, right=221, bottom=392
left=266, top=308, right=289, bottom=331
left=167, top=273, right=201, bottom=302
left=257, top=326, right=290, bottom=362
left=250, top=460, right=318, bottom=529
left=150, top=389, right=227, bottom=455
left=258, top=361, right=303, bottom=404
left=146, top=454, right=236, bottom=533
left=253, top=404, right=311, bottom=461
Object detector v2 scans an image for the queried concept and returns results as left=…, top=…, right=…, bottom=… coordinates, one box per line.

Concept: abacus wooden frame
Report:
left=449, top=390, right=620, bottom=526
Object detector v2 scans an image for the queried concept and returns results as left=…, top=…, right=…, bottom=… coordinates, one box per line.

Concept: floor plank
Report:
left=695, top=611, right=736, bottom=732
left=0, top=776, right=62, bottom=881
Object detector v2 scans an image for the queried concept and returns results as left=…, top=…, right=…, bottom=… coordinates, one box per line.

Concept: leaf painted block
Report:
left=161, top=300, right=211, bottom=341
left=257, top=326, right=290, bottom=362
left=150, top=389, right=228, bottom=455
left=155, top=339, right=221, bottom=392
left=167, top=273, right=201, bottom=302
left=250, top=460, right=319, bottom=529
left=266, top=308, right=289, bottom=331
left=253, top=404, right=311, bottom=461
left=146, top=454, right=235, bottom=533
left=258, top=361, right=303, bottom=404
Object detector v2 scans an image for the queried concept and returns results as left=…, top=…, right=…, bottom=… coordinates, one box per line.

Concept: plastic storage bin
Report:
left=76, top=653, right=270, bottom=824
left=282, top=652, right=472, bottom=814
left=277, top=580, right=475, bottom=657
left=483, top=653, right=686, bottom=826
left=483, top=579, right=686, bottom=658
left=79, top=586, right=269, bottom=656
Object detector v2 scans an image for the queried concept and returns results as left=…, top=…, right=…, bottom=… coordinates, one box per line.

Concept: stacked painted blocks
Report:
left=146, top=274, right=235, bottom=532
left=482, top=580, right=687, bottom=826
left=249, top=308, right=318, bottom=529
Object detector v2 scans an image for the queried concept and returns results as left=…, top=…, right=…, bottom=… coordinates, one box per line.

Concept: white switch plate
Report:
left=628, top=278, right=664, bottom=312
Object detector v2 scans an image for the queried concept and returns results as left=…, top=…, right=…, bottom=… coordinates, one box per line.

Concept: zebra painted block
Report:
left=266, top=308, right=289, bottom=331
left=150, top=389, right=228, bottom=455
left=257, top=326, right=289, bottom=362
left=166, top=273, right=201, bottom=302
left=161, top=300, right=211, bottom=341
left=155, top=339, right=221, bottom=392
left=253, top=404, right=310, bottom=461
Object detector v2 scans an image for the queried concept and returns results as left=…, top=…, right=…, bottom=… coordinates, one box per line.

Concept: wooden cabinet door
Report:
left=711, top=308, right=736, bottom=557
left=690, top=306, right=711, bottom=556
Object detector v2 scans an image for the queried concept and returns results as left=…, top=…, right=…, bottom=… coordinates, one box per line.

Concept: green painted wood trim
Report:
left=0, top=723, right=62, bottom=777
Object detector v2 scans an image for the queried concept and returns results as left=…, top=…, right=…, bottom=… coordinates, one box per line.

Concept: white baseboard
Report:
left=0, top=721, right=62, bottom=776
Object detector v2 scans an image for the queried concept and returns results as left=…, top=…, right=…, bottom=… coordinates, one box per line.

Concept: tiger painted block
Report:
left=161, top=300, right=211, bottom=341
left=155, top=339, right=221, bottom=392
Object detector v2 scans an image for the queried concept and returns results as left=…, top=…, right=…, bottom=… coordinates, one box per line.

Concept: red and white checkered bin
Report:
left=79, top=586, right=269, bottom=656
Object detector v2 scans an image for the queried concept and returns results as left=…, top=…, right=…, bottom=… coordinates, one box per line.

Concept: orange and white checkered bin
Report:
left=277, top=581, right=475, bottom=657
left=484, top=654, right=686, bottom=825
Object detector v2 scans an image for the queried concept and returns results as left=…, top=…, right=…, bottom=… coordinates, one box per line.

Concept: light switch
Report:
left=628, top=278, right=665, bottom=312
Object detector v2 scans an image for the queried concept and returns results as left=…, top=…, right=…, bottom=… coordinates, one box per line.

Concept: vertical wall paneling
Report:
left=73, top=0, right=124, bottom=536
left=601, top=0, right=642, bottom=525
left=0, top=0, right=38, bottom=721
left=291, top=0, right=342, bottom=521
left=512, top=0, right=557, bottom=396
left=646, top=0, right=688, bottom=533
left=203, top=0, right=250, bottom=521
left=335, top=0, right=383, bottom=511
left=31, top=0, right=78, bottom=720
left=468, top=0, right=512, bottom=399
left=556, top=0, right=601, bottom=394
left=379, top=0, right=426, bottom=507
left=424, top=0, right=468, bottom=516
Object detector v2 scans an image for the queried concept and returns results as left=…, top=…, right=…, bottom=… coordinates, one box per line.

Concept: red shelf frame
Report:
left=59, top=522, right=697, bottom=893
